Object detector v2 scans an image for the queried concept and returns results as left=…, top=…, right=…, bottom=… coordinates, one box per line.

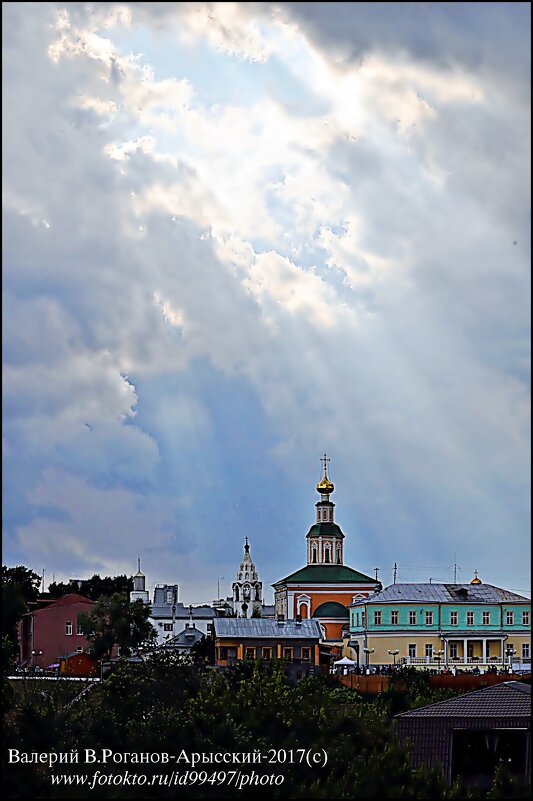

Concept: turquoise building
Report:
left=348, top=576, right=531, bottom=670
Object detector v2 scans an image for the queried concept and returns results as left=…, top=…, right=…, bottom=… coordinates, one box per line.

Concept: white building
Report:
left=230, top=537, right=263, bottom=617
left=149, top=585, right=217, bottom=645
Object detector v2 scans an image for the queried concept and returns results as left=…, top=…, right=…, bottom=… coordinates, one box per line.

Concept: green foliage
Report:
left=486, top=765, right=532, bottom=800
left=77, top=593, right=156, bottom=659
left=374, top=667, right=464, bottom=718
left=2, top=565, right=41, bottom=667
left=3, top=657, right=522, bottom=799
left=46, top=574, right=133, bottom=601
left=189, top=635, right=215, bottom=666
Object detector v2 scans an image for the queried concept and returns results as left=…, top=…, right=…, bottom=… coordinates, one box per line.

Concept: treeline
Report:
left=3, top=656, right=530, bottom=799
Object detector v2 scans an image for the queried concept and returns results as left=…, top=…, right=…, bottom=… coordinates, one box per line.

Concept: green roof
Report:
left=313, top=601, right=349, bottom=618
left=273, top=564, right=376, bottom=586
left=306, top=523, right=345, bottom=539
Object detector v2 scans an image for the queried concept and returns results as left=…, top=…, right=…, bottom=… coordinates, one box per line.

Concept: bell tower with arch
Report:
left=232, top=537, right=263, bottom=617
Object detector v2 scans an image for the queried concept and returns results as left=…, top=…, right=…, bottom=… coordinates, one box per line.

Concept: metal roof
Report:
left=395, top=681, right=531, bottom=719
left=214, top=618, right=322, bottom=639
left=274, top=564, right=377, bottom=586
left=350, top=583, right=530, bottom=606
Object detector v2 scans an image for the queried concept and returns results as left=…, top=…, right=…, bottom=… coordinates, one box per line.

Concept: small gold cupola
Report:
left=470, top=570, right=482, bottom=585
left=316, top=453, right=334, bottom=495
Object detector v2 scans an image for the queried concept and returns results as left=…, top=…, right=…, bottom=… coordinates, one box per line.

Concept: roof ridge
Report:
left=396, top=681, right=531, bottom=717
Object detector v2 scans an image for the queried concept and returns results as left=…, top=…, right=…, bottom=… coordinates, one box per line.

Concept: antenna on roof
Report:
left=374, top=567, right=379, bottom=581
left=393, top=563, right=397, bottom=584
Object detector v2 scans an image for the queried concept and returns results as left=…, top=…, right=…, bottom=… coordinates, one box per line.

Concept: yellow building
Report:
left=349, top=576, right=531, bottom=671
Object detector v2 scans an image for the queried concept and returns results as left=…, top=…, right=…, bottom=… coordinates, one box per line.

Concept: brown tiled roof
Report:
left=395, top=681, right=531, bottom=718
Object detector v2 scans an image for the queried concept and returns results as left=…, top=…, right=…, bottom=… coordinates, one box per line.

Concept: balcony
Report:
left=398, top=656, right=530, bottom=667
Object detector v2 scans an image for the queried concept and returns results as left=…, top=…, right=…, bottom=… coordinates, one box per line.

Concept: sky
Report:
left=2, top=2, right=531, bottom=603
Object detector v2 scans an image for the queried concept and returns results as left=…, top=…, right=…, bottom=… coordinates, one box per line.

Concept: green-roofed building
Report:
left=272, top=455, right=381, bottom=644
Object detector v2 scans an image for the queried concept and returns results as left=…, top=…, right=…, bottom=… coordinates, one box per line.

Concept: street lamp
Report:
left=388, top=649, right=399, bottom=667
left=30, top=649, right=43, bottom=671
left=363, top=647, right=374, bottom=669
left=505, top=646, right=516, bottom=672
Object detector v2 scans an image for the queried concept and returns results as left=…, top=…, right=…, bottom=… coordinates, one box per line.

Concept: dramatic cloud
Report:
left=3, top=2, right=530, bottom=601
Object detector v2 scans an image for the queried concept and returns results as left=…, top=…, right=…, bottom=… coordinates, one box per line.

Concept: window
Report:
left=425, top=644, right=433, bottom=658
left=76, top=647, right=83, bottom=653
left=245, top=647, right=256, bottom=660
left=219, top=647, right=228, bottom=661
left=409, top=611, right=417, bottom=625
left=522, top=644, right=530, bottom=660
left=235, top=586, right=240, bottom=601
left=324, top=546, right=330, bottom=563
left=449, top=643, right=458, bottom=659
left=408, top=644, right=416, bottom=659
left=336, top=547, right=342, bottom=564
left=65, top=621, right=73, bottom=636
left=482, top=611, right=491, bottom=625
left=425, top=611, right=434, bottom=626
left=450, top=611, right=458, bottom=625
left=163, top=623, right=173, bottom=632
left=312, top=547, right=317, bottom=564
left=466, top=611, right=474, bottom=626
left=301, top=647, right=311, bottom=662
left=391, top=610, right=399, bottom=625
left=373, top=611, right=382, bottom=625
left=506, top=611, right=514, bottom=625
left=356, top=613, right=360, bottom=626
left=262, top=647, right=272, bottom=660
left=166, top=590, right=174, bottom=604
left=282, top=647, right=293, bottom=661
left=522, top=611, right=530, bottom=626
left=76, top=621, right=83, bottom=635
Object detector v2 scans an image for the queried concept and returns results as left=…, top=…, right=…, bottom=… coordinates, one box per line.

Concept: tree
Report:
left=46, top=573, right=132, bottom=601
left=77, top=593, right=156, bottom=660
left=2, top=565, right=41, bottom=670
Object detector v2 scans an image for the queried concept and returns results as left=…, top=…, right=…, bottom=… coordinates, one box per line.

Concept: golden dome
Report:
left=470, top=571, right=482, bottom=585
left=317, top=454, right=334, bottom=494
left=316, top=474, right=334, bottom=493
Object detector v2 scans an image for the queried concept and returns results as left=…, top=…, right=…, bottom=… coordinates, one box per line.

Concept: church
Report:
left=272, top=455, right=381, bottom=643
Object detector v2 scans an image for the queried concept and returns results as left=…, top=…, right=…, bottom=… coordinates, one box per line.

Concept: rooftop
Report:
left=395, top=681, right=531, bottom=719
left=350, top=583, right=530, bottom=606
left=274, top=564, right=377, bottom=586
left=214, top=618, right=322, bottom=639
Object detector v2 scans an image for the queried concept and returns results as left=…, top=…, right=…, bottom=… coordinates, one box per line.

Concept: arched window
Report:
left=312, top=547, right=317, bottom=564
left=235, top=586, right=239, bottom=601
left=336, top=546, right=342, bottom=564
left=324, top=545, right=331, bottom=563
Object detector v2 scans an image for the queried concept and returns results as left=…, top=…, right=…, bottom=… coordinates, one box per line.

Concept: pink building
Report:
left=19, top=593, right=95, bottom=669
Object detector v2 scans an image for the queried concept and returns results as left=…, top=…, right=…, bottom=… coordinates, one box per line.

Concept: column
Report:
left=444, top=640, right=448, bottom=666
left=463, top=638, right=468, bottom=664
left=237, top=643, right=244, bottom=661
left=482, top=638, right=487, bottom=663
